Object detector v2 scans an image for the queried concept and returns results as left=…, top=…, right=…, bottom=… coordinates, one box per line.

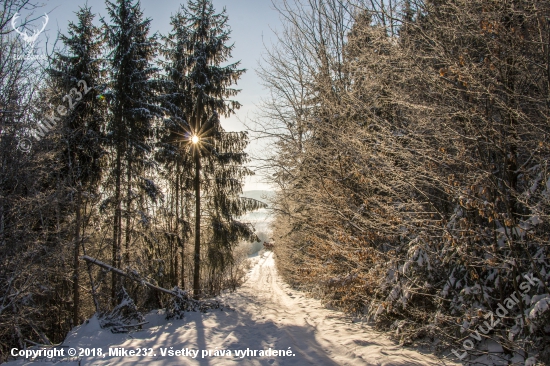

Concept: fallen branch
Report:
left=81, top=255, right=227, bottom=321
left=80, top=255, right=176, bottom=296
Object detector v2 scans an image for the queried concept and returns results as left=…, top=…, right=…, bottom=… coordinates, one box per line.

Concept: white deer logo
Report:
left=11, top=12, right=49, bottom=47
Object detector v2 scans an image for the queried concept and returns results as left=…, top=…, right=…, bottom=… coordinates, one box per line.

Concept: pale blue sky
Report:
left=17, top=0, right=280, bottom=190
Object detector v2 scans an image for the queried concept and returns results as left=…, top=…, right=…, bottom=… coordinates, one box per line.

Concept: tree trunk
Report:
left=193, top=147, right=201, bottom=298
left=112, top=139, right=122, bottom=304
left=73, top=188, right=81, bottom=326
left=174, top=165, right=179, bottom=287
left=180, top=164, right=185, bottom=289
left=125, top=150, right=132, bottom=266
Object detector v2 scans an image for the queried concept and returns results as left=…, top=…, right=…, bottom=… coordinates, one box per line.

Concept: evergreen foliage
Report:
left=0, top=0, right=263, bottom=359
left=162, top=0, right=265, bottom=297
left=48, top=6, right=107, bottom=326
left=102, top=0, right=162, bottom=302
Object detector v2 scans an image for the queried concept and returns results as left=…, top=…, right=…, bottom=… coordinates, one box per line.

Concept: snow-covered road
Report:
left=5, top=252, right=458, bottom=365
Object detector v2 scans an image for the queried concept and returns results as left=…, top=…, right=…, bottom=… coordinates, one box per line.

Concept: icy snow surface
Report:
left=5, top=252, right=458, bottom=365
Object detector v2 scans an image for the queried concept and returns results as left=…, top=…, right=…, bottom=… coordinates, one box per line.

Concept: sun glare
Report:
left=191, top=135, right=200, bottom=144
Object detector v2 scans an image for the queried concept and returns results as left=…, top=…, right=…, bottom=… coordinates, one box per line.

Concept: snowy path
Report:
left=5, top=252, right=458, bottom=365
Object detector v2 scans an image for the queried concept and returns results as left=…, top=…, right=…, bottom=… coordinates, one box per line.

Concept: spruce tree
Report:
left=163, top=0, right=264, bottom=297
left=48, top=6, right=106, bottom=325
left=102, top=0, right=161, bottom=302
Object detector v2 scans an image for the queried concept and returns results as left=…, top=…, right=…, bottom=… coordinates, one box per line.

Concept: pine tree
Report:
left=164, top=0, right=264, bottom=297
left=102, top=0, right=161, bottom=303
left=48, top=6, right=106, bottom=326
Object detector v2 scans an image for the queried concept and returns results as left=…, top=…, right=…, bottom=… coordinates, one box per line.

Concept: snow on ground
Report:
left=4, top=252, right=458, bottom=365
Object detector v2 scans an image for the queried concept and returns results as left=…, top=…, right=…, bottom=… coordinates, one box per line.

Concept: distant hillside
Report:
left=241, top=190, right=275, bottom=205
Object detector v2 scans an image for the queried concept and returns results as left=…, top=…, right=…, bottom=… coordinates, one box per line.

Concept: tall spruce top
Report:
left=169, top=0, right=244, bottom=130
left=103, top=0, right=161, bottom=152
